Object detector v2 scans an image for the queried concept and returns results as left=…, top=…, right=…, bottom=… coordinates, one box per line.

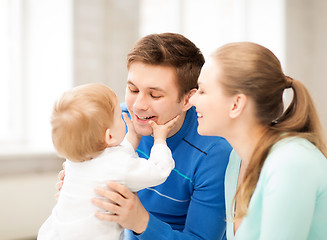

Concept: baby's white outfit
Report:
left=37, top=138, right=174, bottom=240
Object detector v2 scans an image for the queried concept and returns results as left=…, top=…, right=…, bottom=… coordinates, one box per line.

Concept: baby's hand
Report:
left=122, top=113, right=135, bottom=134
left=149, top=115, right=180, bottom=144
left=123, top=113, right=142, bottom=150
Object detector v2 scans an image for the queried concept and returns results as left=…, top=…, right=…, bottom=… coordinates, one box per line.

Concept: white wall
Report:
left=0, top=172, right=58, bottom=239
left=285, top=0, right=327, bottom=137
left=73, top=0, right=140, bottom=102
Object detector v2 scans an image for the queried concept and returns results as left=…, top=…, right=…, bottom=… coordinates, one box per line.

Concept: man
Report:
left=92, top=33, right=232, bottom=240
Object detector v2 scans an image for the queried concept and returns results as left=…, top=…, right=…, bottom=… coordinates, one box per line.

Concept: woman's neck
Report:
left=228, top=123, right=267, bottom=235
left=229, top=126, right=265, bottom=167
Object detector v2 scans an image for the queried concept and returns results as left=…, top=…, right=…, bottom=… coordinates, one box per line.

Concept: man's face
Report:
left=125, top=62, right=188, bottom=137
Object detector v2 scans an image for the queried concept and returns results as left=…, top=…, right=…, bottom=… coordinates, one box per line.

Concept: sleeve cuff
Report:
left=133, top=213, right=168, bottom=239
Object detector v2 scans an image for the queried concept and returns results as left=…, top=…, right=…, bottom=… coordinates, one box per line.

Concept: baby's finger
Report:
left=55, top=181, right=63, bottom=191
left=55, top=192, right=60, bottom=200
left=166, top=115, right=180, bottom=128
left=122, top=113, right=132, bottom=127
left=58, top=169, right=65, bottom=181
left=149, top=120, right=157, bottom=128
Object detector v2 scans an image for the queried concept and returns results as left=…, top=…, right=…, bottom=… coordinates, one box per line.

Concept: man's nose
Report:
left=133, top=93, right=149, bottom=110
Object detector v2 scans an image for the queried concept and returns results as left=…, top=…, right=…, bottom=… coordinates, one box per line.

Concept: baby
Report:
left=38, top=83, right=177, bottom=240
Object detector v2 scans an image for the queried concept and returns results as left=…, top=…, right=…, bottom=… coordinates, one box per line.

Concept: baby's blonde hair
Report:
left=51, top=83, right=118, bottom=162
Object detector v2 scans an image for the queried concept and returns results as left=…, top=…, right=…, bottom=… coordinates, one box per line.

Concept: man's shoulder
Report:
left=186, top=134, right=232, bottom=157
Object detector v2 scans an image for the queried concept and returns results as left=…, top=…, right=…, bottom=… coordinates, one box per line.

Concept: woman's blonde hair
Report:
left=212, top=42, right=327, bottom=220
left=51, top=83, right=118, bottom=162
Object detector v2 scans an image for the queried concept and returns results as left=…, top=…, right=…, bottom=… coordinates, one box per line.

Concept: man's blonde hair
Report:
left=51, top=83, right=118, bottom=162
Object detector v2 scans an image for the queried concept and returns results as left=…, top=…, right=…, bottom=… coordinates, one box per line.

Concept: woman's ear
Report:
left=230, top=93, right=247, bottom=119
left=182, top=88, right=197, bottom=111
left=105, top=128, right=115, bottom=147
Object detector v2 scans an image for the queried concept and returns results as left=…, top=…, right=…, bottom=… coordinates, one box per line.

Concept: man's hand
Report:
left=92, top=182, right=149, bottom=234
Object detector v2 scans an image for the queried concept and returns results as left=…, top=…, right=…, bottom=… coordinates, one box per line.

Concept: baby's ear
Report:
left=105, top=128, right=115, bottom=147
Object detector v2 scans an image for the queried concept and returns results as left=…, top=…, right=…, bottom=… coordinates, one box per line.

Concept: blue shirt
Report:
left=121, top=104, right=232, bottom=240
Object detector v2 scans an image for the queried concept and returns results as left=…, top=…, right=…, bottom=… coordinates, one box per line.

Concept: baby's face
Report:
left=109, top=103, right=126, bottom=146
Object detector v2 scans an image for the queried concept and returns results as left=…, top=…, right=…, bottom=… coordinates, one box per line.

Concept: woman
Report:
left=190, top=42, right=327, bottom=239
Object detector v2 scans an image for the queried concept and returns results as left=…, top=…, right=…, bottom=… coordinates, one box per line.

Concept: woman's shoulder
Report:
left=270, top=137, right=324, bottom=161
left=263, top=137, right=327, bottom=178
left=225, top=150, right=241, bottom=181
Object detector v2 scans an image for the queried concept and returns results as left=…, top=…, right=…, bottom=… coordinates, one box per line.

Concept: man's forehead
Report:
left=127, top=80, right=168, bottom=92
left=127, top=62, right=179, bottom=91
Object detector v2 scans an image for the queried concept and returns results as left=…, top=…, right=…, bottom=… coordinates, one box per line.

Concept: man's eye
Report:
left=150, top=94, right=161, bottom=99
left=129, top=88, right=138, bottom=93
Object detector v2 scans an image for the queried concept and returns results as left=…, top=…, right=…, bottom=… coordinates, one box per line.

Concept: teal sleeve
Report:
left=259, top=148, right=318, bottom=239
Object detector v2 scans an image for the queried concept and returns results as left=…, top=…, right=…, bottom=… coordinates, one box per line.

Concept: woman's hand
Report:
left=92, top=182, right=149, bottom=234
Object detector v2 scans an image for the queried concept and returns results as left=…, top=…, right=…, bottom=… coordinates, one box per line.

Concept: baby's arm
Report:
left=150, top=115, right=180, bottom=145
left=123, top=113, right=142, bottom=151
left=121, top=115, right=180, bottom=192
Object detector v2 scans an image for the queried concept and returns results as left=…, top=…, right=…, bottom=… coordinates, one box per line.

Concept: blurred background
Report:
left=0, top=0, right=326, bottom=239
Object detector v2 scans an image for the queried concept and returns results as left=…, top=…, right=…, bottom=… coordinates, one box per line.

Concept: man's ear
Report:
left=105, top=128, right=115, bottom=147
left=230, top=93, right=247, bottom=119
left=182, top=88, right=197, bottom=111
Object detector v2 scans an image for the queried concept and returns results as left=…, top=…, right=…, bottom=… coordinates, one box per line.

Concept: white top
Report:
left=38, top=138, right=175, bottom=240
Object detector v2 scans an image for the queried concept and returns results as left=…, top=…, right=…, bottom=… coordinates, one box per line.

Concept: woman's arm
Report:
left=258, top=145, right=319, bottom=240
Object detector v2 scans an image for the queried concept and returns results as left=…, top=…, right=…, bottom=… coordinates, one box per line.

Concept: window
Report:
left=0, top=0, right=73, bottom=154
left=1, top=0, right=285, bottom=154
left=0, top=0, right=22, bottom=146
left=140, top=0, right=285, bottom=62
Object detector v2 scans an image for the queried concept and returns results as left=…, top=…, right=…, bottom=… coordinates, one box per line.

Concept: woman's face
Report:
left=190, top=57, right=234, bottom=137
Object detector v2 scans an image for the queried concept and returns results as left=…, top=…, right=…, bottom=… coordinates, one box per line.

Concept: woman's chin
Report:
left=198, top=126, right=214, bottom=136
left=197, top=126, right=206, bottom=136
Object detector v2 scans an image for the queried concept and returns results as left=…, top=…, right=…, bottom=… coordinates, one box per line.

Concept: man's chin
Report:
left=134, top=126, right=153, bottom=137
